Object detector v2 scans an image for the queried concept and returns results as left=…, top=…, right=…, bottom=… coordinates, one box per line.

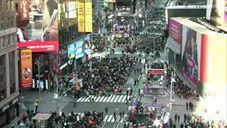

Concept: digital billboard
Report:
left=85, top=0, right=93, bottom=32
left=18, top=41, right=59, bottom=52
left=20, top=49, right=33, bottom=88
left=181, top=26, right=201, bottom=88
left=168, top=19, right=182, bottom=45
left=195, top=34, right=227, bottom=126
left=200, top=34, right=227, bottom=91
left=78, top=0, right=85, bottom=32
left=67, top=36, right=90, bottom=60
left=67, top=43, right=75, bottom=59
left=17, top=0, right=59, bottom=51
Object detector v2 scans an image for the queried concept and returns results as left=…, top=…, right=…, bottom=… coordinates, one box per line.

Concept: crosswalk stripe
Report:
left=110, top=95, right=115, bottom=102
left=83, top=97, right=90, bottom=102
left=102, top=96, right=109, bottom=102
left=98, top=96, right=105, bottom=102
left=117, top=95, right=124, bottom=102
left=106, top=95, right=113, bottom=102
left=76, top=95, right=127, bottom=103
left=107, top=115, right=113, bottom=122
left=110, top=116, right=116, bottom=122
left=95, top=96, right=101, bottom=102
left=113, top=95, right=120, bottom=102
left=79, top=97, right=86, bottom=102
left=77, top=97, right=83, bottom=102
left=121, top=96, right=127, bottom=103
left=103, top=115, right=109, bottom=122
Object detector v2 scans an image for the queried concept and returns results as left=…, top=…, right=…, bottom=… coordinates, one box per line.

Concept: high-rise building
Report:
left=0, top=0, right=19, bottom=127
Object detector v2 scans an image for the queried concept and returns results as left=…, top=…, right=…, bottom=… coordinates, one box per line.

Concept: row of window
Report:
left=0, top=51, right=16, bottom=102
left=0, top=54, right=6, bottom=102
left=0, top=12, right=16, bottom=30
left=0, top=0, right=14, bottom=12
left=0, top=34, right=17, bottom=49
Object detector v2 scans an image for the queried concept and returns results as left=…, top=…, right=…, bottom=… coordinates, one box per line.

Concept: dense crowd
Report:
left=77, top=56, right=136, bottom=95
left=130, top=34, right=166, bottom=54
left=51, top=111, right=104, bottom=128
left=90, top=34, right=110, bottom=52
left=166, top=68, right=199, bottom=100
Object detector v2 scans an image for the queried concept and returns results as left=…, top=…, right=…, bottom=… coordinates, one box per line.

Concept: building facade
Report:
left=0, top=0, right=19, bottom=127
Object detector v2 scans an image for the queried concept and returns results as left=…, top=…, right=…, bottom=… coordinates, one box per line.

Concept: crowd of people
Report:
left=165, top=68, right=199, bottom=100
left=50, top=111, right=104, bottom=128
left=90, top=34, right=110, bottom=52
left=77, top=56, right=136, bottom=95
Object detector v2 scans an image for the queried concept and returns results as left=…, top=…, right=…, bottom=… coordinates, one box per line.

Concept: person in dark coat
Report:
left=184, top=114, right=187, bottom=123
left=174, top=113, right=177, bottom=123
left=186, top=102, right=188, bottom=110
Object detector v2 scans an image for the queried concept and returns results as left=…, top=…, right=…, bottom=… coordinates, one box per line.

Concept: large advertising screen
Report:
left=168, top=19, right=182, bottom=45
left=200, top=34, right=227, bottom=91
left=20, top=49, right=33, bottom=88
left=17, top=0, right=59, bottom=52
left=195, top=34, right=227, bottom=126
left=78, top=0, right=85, bottom=32
left=181, top=26, right=201, bottom=88
left=85, top=0, right=92, bottom=32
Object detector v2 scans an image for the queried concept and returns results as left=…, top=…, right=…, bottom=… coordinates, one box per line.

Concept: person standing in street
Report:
left=184, top=114, right=187, bottom=123
left=177, top=115, right=180, bottom=123
left=35, top=99, right=38, bottom=113
left=174, top=113, right=177, bottom=123
left=113, top=112, right=117, bottom=121
left=186, top=101, right=188, bottom=111
left=105, top=107, right=108, bottom=114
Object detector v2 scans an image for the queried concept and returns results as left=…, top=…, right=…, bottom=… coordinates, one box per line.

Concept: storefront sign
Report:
left=18, top=41, right=59, bottom=52
left=20, top=49, right=33, bottom=88
left=78, top=0, right=85, bottom=32
left=19, top=0, right=30, bottom=21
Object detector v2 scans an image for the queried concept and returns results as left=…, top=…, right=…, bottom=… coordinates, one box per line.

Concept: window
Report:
left=5, top=36, right=9, bottom=46
left=0, top=55, right=6, bottom=101
left=9, top=51, right=16, bottom=94
left=0, top=1, right=2, bottom=12
left=1, top=37, right=5, bottom=48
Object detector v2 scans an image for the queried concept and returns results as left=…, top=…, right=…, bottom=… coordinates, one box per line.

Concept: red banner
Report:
left=19, top=0, right=30, bottom=21
left=149, top=69, right=165, bottom=75
left=18, top=41, right=59, bottom=53
left=20, top=49, right=33, bottom=88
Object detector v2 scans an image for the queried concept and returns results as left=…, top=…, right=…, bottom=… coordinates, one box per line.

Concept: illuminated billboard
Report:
left=18, top=41, right=59, bottom=52
left=20, top=49, right=33, bottom=88
left=17, top=0, right=59, bottom=51
left=85, top=0, right=93, bottom=32
left=181, top=26, right=201, bottom=88
left=78, top=0, right=85, bottom=32
left=195, top=34, right=227, bottom=126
